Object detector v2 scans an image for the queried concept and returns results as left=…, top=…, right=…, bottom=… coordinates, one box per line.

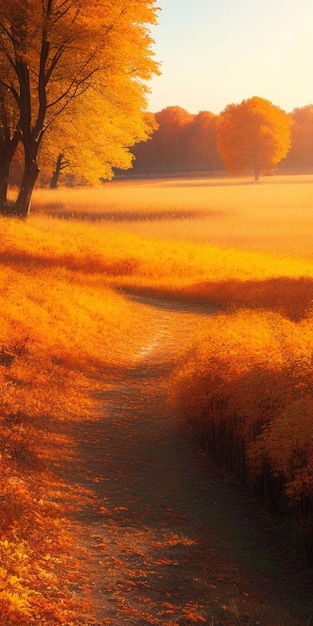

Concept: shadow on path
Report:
left=53, top=299, right=313, bottom=625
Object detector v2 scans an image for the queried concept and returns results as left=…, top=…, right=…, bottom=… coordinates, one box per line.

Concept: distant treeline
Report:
left=122, top=105, right=313, bottom=176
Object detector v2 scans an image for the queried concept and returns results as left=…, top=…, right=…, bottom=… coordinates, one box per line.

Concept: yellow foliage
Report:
left=170, top=306, right=313, bottom=517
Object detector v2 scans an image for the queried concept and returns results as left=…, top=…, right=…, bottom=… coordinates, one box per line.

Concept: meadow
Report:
left=34, top=174, right=313, bottom=257
left=1, top=174, right=313, bottom=621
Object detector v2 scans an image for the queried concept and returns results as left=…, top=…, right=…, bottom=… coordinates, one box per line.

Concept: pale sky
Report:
left=148, top=0, right=313, bottom=115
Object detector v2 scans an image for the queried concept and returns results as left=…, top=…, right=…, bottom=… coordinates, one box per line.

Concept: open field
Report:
left=1, top=174, right=313, bottom=622
left=33, top=174, right=313, bottom=258
left=30, top=175, right=313, bottom=320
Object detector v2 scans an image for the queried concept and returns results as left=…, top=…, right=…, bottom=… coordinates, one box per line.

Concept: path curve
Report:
left=58, top=294, right=313, bottom=625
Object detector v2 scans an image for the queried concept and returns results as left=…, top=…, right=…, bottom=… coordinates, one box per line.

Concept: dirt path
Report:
left=55, top=296, right=313, bottom=625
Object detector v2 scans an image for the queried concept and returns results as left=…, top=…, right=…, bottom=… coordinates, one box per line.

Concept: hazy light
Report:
left=149, top=0, right=313, bottom=114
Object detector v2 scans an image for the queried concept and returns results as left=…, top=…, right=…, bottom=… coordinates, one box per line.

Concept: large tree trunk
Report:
left=0, top=132, right=20, bottom=215
left=0, top=158, right=11, bottom=213
left=13, top=157, right=40, bottom=218
left=50, top=168, right=59, bottom=190
left=50, top=152, right=66, bottom=189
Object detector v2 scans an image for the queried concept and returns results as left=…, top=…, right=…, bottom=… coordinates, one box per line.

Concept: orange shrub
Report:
left=169, top=308, right=313, bottom=560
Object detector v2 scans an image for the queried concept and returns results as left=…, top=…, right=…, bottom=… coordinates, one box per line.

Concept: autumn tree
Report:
left=182, top=111, right=224, bottom=171
left=131, top=107, right=224, bottom=174
left=38, top=84, right=158, bottom=188
left=132, top=106, right=193, bottom=171
left=0, top=0, right=159, bottom=216
left=216, top=96, right=291, bottom=180
left=282, top=105, right=313, bottom=171
left=153, top=106, right=194, bottom=168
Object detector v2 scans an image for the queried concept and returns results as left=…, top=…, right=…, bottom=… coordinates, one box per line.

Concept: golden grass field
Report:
left=1, top=174, right=313, bottom=621
left=31, top=174, right=313, bottom=318
left=33, top=173, right=313, bottom=258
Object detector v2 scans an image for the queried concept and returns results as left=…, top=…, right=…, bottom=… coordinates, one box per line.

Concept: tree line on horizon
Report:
left=128, top=100, right=313, bottom=180
left=2, top=0, right=312, bottom=217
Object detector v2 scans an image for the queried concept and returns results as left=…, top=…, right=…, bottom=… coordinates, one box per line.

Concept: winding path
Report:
left=58, top=295, right=313, bottom=625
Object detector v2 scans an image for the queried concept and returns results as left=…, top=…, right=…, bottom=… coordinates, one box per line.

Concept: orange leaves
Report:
left=217, top=96, right=291, bottom=179
left=133, top=107, right=223, bottom=173
left=181, top=613, right=206, bottom=623
left=154, top=557, right=175, bottom=566
left=167, top=533, right=195, bottom=547
left=159, top=601, right=206, bottom=624
left=169, top=305, right=313, bottom=554
left=252, top=395, right=313, bottom=500
left=286, top=106, right=313, bottom=170
left=0, top=543, right=32, bottom=623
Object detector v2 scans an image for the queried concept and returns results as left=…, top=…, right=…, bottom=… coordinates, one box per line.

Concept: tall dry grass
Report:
left=31, top=178, right=313, bottom=321
left=33, top=174, right=313, bottom=257
left=168, top=307, right=313, bottom=559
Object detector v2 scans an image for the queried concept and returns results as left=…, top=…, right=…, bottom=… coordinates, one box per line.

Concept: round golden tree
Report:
left=217, top=96, right=291, bottom=180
